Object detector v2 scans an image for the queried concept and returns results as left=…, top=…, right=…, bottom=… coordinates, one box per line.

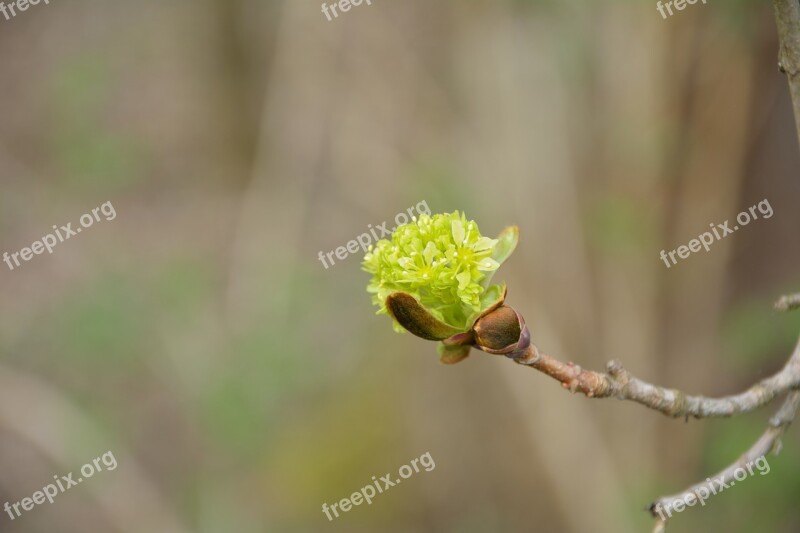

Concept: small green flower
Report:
left=363, top=211, right=516, bottom=333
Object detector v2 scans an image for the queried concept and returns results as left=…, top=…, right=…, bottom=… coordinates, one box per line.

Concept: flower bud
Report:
left=472, top=305, right=530, bottom=358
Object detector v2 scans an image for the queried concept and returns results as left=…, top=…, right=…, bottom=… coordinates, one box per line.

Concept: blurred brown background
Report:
left=0, top=0, right=799, bottom=532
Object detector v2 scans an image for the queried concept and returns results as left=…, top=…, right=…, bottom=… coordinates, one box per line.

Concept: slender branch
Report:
left=773, top=0, right=800, bottom=144
left=512, top=336, right=800, bottom=419
left=652, top=518, right=667, bottom=533
left=648, top=389, right=800, bottom=523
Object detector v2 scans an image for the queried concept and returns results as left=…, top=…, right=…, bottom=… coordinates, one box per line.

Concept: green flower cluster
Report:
left=363, top=211, right=501, bottom=332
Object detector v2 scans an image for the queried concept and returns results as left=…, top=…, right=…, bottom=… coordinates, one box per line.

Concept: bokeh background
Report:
left=1, top=0, right=799, bottom=532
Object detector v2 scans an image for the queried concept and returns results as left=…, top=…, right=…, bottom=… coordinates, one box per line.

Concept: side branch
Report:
left=512, top=338, right=800, bottom=418
left=648, top=389, right=800, bottom=522
left=773, top=0, right=800, bottom=144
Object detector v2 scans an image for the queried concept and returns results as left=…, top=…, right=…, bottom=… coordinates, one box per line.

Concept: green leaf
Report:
left=493, top=225, right=519, bottom=264
left=482, top=225, right=518, bottom=287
